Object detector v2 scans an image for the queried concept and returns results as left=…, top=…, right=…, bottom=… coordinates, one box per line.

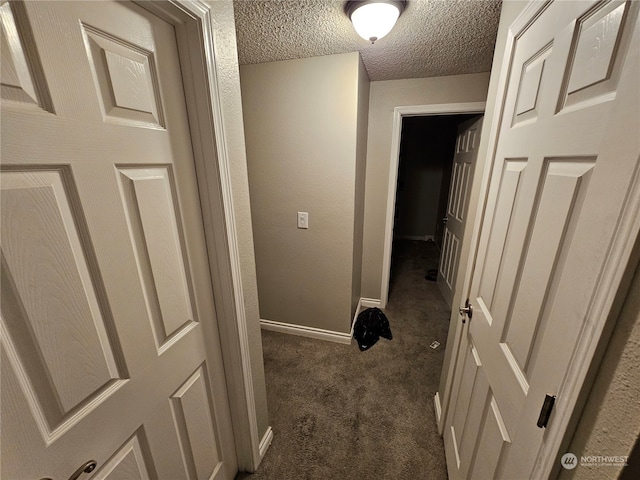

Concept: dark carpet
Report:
left=236, top=240, right=451, bottom=480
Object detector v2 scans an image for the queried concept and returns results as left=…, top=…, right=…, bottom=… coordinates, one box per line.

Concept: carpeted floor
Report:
left=236, top=240, right=451, bottom=480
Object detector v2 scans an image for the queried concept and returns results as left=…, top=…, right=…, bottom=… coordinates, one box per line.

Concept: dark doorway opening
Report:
left=388, top=114, right=478, bottom=303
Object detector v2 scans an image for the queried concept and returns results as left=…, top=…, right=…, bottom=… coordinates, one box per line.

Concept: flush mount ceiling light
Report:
left=345, top=0, right=406, bottom=44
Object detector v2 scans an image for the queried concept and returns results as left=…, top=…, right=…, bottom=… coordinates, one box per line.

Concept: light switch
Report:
left=297, top=211, right=309, bottom=229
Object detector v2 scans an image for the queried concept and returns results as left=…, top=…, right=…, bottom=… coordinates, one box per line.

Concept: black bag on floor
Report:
left=353, top=307, right=392, bottom=351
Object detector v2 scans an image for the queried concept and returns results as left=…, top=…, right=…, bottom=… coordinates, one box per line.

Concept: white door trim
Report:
left=136, top=0, right=261, bottom=472
left=380, top=102, right=486, bottom=308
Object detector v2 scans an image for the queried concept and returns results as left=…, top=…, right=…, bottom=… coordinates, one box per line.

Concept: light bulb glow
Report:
left=350, top=3, right=400, bottom=43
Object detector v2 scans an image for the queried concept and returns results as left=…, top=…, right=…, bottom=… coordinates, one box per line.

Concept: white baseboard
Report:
left=394, top=234, right=435, bottom=242
left=258, top=426, right=273, bottom=462
left=361, top=298, right=381, bottom=308
left=262, top=298, right=383, bottom=345
left=434, top=392, right=442, bottom=424
left=260, top=319, right=352, bottom=345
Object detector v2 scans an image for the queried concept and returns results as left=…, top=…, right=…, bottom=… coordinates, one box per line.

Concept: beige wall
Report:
left=205, top=0, right=269, bottom=440
left=559, top=257, right=640, bottom=479
left=360, top=73, right=491, bottom=299
left=240, top=52, right=368, bottom=334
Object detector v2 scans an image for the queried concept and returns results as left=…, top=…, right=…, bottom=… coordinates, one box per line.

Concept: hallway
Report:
left=238, top=240, right=451, bottom=479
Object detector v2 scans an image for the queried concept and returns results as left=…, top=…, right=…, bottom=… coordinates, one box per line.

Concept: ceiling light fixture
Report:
left=345, top=0, right=406, bottom=44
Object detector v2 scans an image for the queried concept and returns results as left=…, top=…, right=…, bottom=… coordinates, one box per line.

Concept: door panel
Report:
left=444, top=0, right=640, bottom=478
left=170, top=365, right=223, bottom=480
left=468, top=395, right=510, bottom=480
left=1, top=168, right=128, bottom=436
left=83, top=22, right=165, bottom=129
left=438, top=117, right=483, bottom=306
left=0, top=1, right=53, bottom=111
left=1, top=2, right=236, bottom=479
left=439, top=228, right=459, bottom=300
left=117, top=167, right=197, bottom=352
left=502, top=159, right=595, bottom=372
left=446, top=339, right=513, bottom=480
left=477, top=159, right=526, bottom=308
left=445, top=342, right=489, bottom=480
left=93, top=431, right=155, bottom=480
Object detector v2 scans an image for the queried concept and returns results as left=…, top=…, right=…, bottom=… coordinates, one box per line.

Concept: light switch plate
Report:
left=297, top=211, right=309, bottom=229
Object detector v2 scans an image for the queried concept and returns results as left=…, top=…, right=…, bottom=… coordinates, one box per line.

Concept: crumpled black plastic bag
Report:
left=353, top=307, right=392, bottom=351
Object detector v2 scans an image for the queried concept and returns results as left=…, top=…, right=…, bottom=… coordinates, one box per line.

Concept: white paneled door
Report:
left=444, top=0, right=639, bottom=478
left=1, top=2, right=236, bottom=479
left=437, top=116, right=483, bottom=307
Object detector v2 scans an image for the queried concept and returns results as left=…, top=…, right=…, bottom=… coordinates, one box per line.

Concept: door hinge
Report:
left=537, top=394, right=556, bottom=428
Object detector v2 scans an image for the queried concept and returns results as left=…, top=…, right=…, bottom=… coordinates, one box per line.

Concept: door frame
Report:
left=439, top=1, right=640, bottom=477
left=135, top=0, right=263, bottom=472
left=380, top=102, right=486, bottom=309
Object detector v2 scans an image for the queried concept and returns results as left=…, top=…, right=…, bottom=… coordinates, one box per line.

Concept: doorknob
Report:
left=39, top=460, right=97, bottom=480
left=459, top=298, right=473, bottom=323
left=442, top=217, right=448, bottom=224
left=68, top=460, right=97, bottom=480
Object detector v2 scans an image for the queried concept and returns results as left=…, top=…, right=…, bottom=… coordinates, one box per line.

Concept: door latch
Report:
left=537, top=394, right=556, bottom=428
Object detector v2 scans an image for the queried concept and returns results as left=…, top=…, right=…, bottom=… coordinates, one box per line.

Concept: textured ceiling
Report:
left=233, top=0, right=502, bottom=81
